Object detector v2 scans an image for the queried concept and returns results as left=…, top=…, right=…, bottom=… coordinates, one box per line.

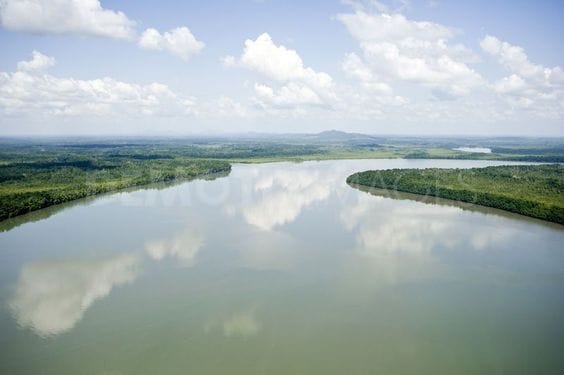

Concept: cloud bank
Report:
left=0, top=2, right=562, bottom=134
left=0, top=0, right=136, bottom=39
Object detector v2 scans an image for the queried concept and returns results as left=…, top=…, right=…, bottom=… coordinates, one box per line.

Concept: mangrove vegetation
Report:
left=0, top=155, right=231, bottom=221
left=347, top=165, right=564, bottom=224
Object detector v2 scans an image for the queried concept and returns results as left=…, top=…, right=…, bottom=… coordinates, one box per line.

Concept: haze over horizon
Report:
left=1, top=0, right=563, bottom=136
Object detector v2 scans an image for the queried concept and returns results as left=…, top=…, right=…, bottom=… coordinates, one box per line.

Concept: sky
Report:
left=0, top=0, right=563, bottom=136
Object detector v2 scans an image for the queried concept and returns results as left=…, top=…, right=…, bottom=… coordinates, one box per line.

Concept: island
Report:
left=347, top=165, right=564, bottom=225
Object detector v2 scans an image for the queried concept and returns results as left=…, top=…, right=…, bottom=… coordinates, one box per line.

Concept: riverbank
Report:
left=0, top=159, right=231, bottom=221
left=347, top=165, right=564, bottom=224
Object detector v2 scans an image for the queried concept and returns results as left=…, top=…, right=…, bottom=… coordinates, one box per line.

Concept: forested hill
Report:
left=347, top=165, right=564, bottom=224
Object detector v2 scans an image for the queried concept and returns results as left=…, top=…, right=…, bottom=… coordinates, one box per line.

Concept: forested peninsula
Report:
left=347, top=165, right=564, bottom=224
left=0, top=157, right=231, bottom=221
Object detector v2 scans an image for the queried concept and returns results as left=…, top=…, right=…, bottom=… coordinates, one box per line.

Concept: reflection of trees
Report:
left=353, top=184, right=561, bottom=229
left=0, top=170, right=231, bottom=233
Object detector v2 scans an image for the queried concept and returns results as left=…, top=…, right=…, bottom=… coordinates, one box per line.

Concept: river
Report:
left=1, top=159, right=563, bottom=374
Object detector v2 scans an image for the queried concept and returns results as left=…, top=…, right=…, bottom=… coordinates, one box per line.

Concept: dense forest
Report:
left=2, top=133, right=562, bottom=163
left=347, top=165, right=564, bottom=224
left=0, top=155, right=231, bottom=221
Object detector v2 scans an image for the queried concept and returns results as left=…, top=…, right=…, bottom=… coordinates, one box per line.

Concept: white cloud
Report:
left=0, top=51, right=196, bottom=117
left=338, top=11, right=483, bottom=96
left=339, top=10, right=452, bottom=43
left=480, top=35, right=558, bottom=80
left=481, top=35, right=564, bottom=87
left=343, top=0, right=411, bottom=13
left=341, top=52, right=398, bottom=97
left=0, top=0, right=136, bottom=40
left=334, top=9, right=562, bottom=125
left=139, top=27, right=205, bottom=61
left=481, top=35, right=564, bottom=117
left=254, top=82, right=323, bottom=108
left=225, top=33, right=336, bottom=111
left=342, top=52, right=374, bottom=82
left=0, top=2, right=206, bottom=61
left=237, top=33, right=332, bottom=89
left=492, top=74, right=527, bottom=95
left=214, top=96, right=251, bottom=118
left=338, top=52, right=409, bottom=120
left=16, top=50, right=55, bottom=72
left=221, top=55, right=236, bottom=67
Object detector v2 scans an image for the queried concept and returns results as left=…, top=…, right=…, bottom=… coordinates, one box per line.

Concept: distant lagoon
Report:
left=453, top=147, right=492, bottom=153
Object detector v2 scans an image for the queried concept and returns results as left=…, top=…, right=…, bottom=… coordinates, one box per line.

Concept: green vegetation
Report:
left=347, top=165, right=564, bottom=224
left=0, top=154, right=231, bottom=221
left=1, top=133, right=563, bottom=222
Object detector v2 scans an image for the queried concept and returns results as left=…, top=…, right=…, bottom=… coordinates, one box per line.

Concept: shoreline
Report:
left=347, top=165, right=564, bottom=225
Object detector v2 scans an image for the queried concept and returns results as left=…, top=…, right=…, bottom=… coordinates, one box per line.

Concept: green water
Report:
left=1, top=159, right=563, bottom=374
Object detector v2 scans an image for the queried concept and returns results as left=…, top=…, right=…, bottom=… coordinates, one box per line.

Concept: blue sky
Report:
left=0, top=0, right=563, bottom=136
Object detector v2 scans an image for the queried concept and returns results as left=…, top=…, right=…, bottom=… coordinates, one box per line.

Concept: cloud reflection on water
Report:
left=145, top=229, right=204, bottom=266
left=240, top=165, right=337, bottom=231
left=9, top=254, right=139, bottom=337
left=9, top=225, right=205, bottom=338
left=341, top=193, right=510, bottom=257
left=205, top=306, right=262, bottom=338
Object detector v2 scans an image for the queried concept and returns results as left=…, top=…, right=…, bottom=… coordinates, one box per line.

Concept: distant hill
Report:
left=221, top=130, right=382, bottom=146
left=303, top=130, right=378, bottom=143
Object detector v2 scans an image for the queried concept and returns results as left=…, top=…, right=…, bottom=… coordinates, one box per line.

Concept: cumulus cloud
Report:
left=236, top=33, right=332, bottom=88
left=0, top=2, right=206, bottom=61
left=339, top=10, right=452, bottom=42
left=16, top=50, right=55, bottom=72
left=212, top=96, right=251, bottom=118
left=342, top=52, right=375, bottom=83
left=226, top=31, right=412, bottom=122
left=0, top=0, right=136, bottom=40
left=0, top=51, right=196, bottom=117
left=224, top=33, right=336, bottom=110
left=480, top=35, right=563, bottom=81
left=139, top=27, right=205, bottom=61
left=220, top=10, right=560, bottom=126
left=253, top=82, right=323, bottom=108
left=337, top=11, right=483, bottom=96
left=481, top=35, right=564, bottom=117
